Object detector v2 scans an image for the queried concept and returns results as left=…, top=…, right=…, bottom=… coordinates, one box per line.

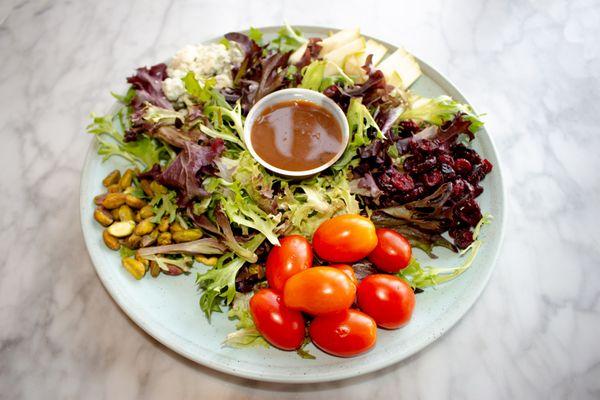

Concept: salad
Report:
left=87, top=24, right=493, bottom=358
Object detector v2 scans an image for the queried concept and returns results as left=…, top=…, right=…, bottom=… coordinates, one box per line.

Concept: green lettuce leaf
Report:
left=248, top=27, right=264, bottom=45
left=149, top=190, right=178, bottom=223
left=142, top=104, right=187, bottom=125
left=333, top=98, right=383, bottom=170
left=182, top=72, right=216, bottom=103
left=300, top=61, right=327, bottom=91
left=399, top=95, right=484, bottom=133
left=398, top=214, right=492, bottom=288
left=87, top=110, right=172, bottom=170
left=204, top=102, right=245, bottom=143
left=286, top=171, right=360, bottom=237
left=196, top=234, right=265, bottom=318
left=223, top=293, right=270, bottom=349
left=182, top=71, right=230, bottom=107
left=111, top=87, right=136, bottom=105
left=269, top=22, right=308, bottom=52
left=300, top=60, right=354, bottom=92
left=220, top=182, right=281, bottom=246
left=231, top=151, right=278, bottom=213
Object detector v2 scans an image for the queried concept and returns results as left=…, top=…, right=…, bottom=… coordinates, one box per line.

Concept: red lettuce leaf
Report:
left=127, top=63, right=172, bottom=110
left=351, top=113, right=492, bottom=250
left=324, top=55, right=400, bottom=112
left=294, top=37, right=322, bottom=69
left=223, top=32, right=293, bottom=114
left=158, top=139, right=225, bottom=204
left=148, top=126, right=205, bottom=149
left=125, top=63, right=172, bottom=142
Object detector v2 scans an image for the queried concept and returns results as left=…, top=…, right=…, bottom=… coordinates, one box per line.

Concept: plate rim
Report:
left=80, top=25, right=507, bottom=383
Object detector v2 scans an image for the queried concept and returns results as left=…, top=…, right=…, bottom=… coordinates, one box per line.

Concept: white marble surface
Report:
left=1, top=0, right=599, bottom=398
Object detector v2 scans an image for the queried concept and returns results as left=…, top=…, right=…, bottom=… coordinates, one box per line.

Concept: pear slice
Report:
left=376, top=47, right=422, bottom=89
left=319, top=28, right=360, bottom=55
left=343, top=39, right=388, bottom=81
left=322, top=37, right=366, bottom=76
left=289, top=43, right=308, bottom=64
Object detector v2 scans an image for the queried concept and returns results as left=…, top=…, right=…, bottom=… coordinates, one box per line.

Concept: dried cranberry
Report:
left=472, top=184, right=484, bottom=197
left=450, top=178, right=475, bottom=200
left=397, top=120, right=420, bottom=136
left=402, top=155, right=419, bottom=173
left=437, top=154, right=454, bottom=166
left=405, top=156, right=436, bottom=174
left=378, top=168, right=414, bottom=193
left=454, top=158, right=472, bottom=175
left=391, top=172, right=415, bottom=191
left=454, top=146, right=482, bottom=165
left=395, top=185, right=426, bottom=203
left=451, top=179, right=466, bottom=198
left=410, top=139, right=438, bottom=154
left=454, top=198, right=482, bottom=227
left=482, top=159, right=493, bottom=174
left=468, top=165, right=487, bottom=185
left=422, top=170, right=443, bottom=187
left=449, top=228, right=474, bottom=249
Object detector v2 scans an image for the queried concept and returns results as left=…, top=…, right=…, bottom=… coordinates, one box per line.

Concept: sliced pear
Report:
left=376, top=47, right=422, bottom=89
left=383, top=70, right=404, bottom=88
left=289, top=43, right=308, bottom=64
left=319, top=28, right=360, bottom=55
left=322, top=37, right=365, bottom=67
left=343, top=40, right=388, bottom=81
left=363, top=40, right=388, bottom=66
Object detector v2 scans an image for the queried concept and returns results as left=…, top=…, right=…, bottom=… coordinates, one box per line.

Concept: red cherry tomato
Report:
left=312, top=214, right=378, bottom=263
left=249, top=289, right=306, bottom=350
left=367, top=229, right=412, bottom=273
left=283, top=267, right=356, bottom=315
left=329, top=264, right=358, bottom=286
left=357, top=274, right=415, bottom=329
left=266, top=235, right=313, bottom=292
left=309, top=309, right=377, bottom=357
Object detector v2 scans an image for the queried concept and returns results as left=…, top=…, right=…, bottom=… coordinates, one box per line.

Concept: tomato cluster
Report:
left=249, top=214, right=416, bottom=357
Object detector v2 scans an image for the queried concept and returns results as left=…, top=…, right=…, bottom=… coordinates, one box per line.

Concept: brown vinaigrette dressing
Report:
left=250, top=100, right=343, bottom=171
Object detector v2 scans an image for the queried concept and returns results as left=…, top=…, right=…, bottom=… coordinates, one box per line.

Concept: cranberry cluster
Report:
left=355, top=120, right=493, bottom=250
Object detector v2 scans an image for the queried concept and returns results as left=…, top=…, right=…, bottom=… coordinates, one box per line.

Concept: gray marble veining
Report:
left=0, top=0, right=599, bottom=398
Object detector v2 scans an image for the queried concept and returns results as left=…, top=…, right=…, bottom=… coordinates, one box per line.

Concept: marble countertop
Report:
left=1, top=0, right=599, bottom=398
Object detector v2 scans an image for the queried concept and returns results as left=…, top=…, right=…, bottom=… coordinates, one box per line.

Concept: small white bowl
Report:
left=243, top=88, right=350, bottom=178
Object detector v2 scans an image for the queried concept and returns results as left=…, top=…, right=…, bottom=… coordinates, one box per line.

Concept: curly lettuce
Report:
left=87, top=109, right=173, bottom=170
left=400, top=95, right=484, bottom=133
left=223, top=293, right=270, bottom=349
left=224, top=293, right=315, bottom=359
left=269, top=22, right=307, bottom=52
left=333, top=97, right=383, bottom=170
left=398, top=214, right=492, bottom=288
left=220, top=182, right=281, bottom=246
left=196, top=234, right=265, bottom=318
left=285, top=171, right=360, bottom=237
left=300, top=60, right=354, bottom=92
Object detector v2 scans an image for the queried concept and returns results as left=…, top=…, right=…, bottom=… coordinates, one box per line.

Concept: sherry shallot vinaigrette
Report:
left=250, top=100, right=343, bottom=171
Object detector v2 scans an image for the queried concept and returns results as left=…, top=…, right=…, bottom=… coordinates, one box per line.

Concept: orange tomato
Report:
left=283, top=267, right=356, bottom=315
left=266, top=235, right=313, bottom=292
left=309, top=309, right=377, bottom=357
left=329, top=264, right=358, bottom=286
left=312, top=214, right=377, bottom=263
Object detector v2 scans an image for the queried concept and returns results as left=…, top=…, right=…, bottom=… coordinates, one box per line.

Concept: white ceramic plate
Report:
left=80, top=26, right=506, bottom=383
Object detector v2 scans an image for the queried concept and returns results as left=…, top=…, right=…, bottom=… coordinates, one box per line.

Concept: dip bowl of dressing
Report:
left=243, top=88, right=350, bottom=178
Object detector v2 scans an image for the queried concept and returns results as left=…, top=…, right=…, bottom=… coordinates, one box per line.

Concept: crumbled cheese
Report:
left=162, top=43, right=244, bottom=101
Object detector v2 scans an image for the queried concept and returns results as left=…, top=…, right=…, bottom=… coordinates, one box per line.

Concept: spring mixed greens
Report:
left=87, top=24, right=493, bottom=343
